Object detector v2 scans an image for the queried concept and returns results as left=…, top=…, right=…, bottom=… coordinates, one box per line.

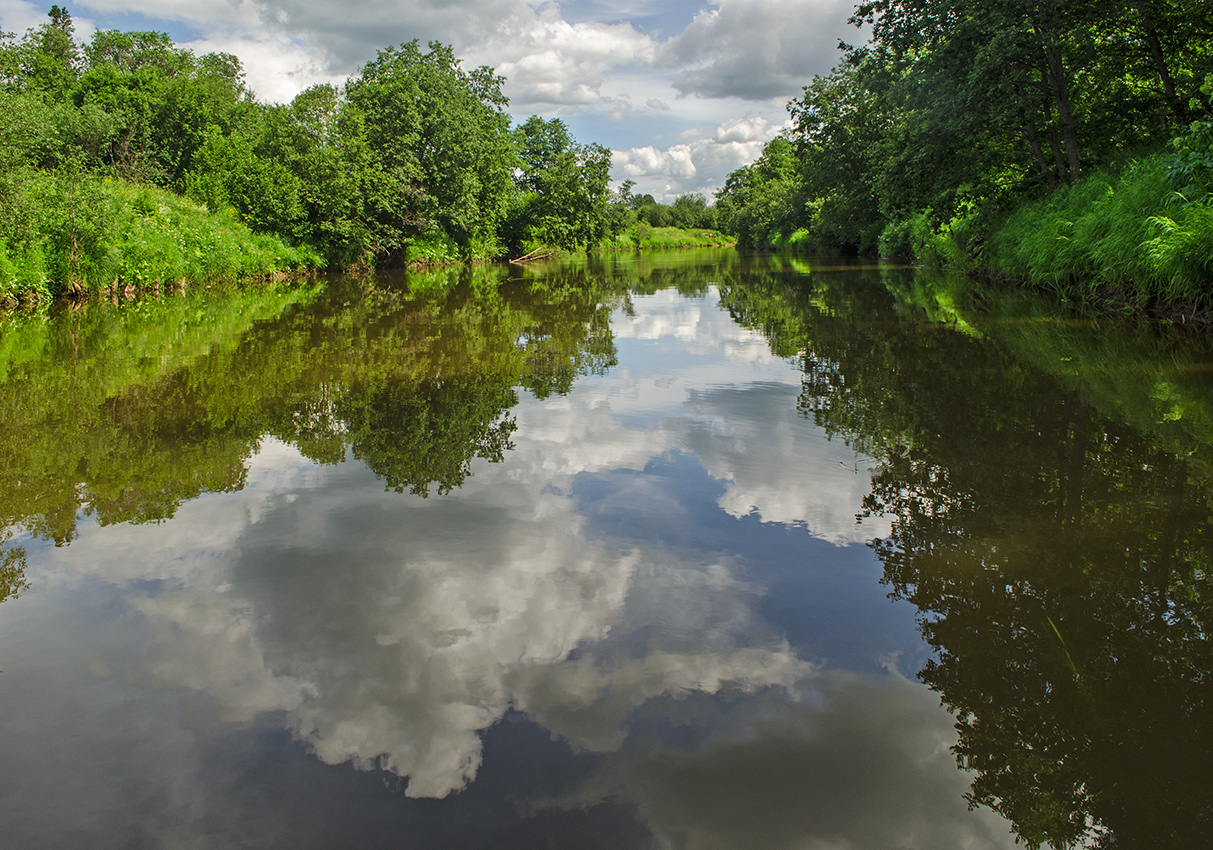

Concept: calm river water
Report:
left=1, top=250, right=1210, bottom=849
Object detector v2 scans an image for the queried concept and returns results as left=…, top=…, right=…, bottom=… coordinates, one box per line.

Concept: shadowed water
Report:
left=1, top=250, right=1210, bottom=849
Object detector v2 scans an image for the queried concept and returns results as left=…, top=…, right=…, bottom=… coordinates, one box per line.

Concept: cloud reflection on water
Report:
left=6, top=283, right=1012, bottom=846
left=537, top=672, right=1016, bottom=850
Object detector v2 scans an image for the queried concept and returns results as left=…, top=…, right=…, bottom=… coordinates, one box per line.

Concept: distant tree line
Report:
left=715, top=0, right=1213, bottom=294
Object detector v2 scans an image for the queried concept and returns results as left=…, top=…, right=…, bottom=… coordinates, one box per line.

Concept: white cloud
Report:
left=714, top=114, right=775, bottom=143
left=0, top=0, right=52, bottom=35
left=616, top=143, right=699, bottom=181
left=471, top=8, right=657, bottom=112
left=179, top=30, right=342, bottom=103
left=612, top=114, right=786, bottom=200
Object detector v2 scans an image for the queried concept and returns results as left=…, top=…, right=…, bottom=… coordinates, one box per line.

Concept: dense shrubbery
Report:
left=715, top=0, right=1213, bottom=309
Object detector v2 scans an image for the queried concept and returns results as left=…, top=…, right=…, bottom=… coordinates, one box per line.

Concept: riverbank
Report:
left=1, top=175, right=320, bottom=307
left=871, top=117, right=1213, bottom=326
left=0, top=181, right=730, bottom=309
left=602, top=224, right=734, bottom=251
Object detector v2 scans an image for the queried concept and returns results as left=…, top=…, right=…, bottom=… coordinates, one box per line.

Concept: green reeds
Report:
left=987, top=156, right=1213, bottom=308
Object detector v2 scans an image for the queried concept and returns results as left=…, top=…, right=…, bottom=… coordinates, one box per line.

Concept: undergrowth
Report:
left=0, top=174, right=320, bottom=306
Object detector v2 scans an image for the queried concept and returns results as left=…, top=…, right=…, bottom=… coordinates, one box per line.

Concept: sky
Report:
left=0, top=0, right=864, bottom=201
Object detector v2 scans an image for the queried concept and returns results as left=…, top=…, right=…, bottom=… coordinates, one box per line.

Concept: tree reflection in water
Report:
left=2, top=253, right=1210, bottom=848
left=720, top=261, right=1213, bottom=850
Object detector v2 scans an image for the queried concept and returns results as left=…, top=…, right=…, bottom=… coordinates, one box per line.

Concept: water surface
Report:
left=1, top=251, right=1210, bottom=849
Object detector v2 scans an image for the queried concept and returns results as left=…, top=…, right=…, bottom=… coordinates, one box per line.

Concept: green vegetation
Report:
left=0, top=9, right=729, bottom=305
left=0, top=262, right=624, bottom=543
left=600, top=223, right=733, bottom=251
left=716, top=0, right=1213, bottom=312
left=0, top=12, right=317, bottom=301
left=0, top=175, right=318, bottom=304
left=714, top=261, right=1213, bottom=849
left=986, top=127, right=1213, bottom=308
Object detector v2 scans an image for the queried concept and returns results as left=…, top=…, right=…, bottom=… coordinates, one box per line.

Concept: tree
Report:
left=343, top=41, right=517, bottom=261
left=714, top=136, right=800, bottom=248
left=18, top=5, right=80, bottom=99
left=504, top=116, right=614, bottom=252
left=670, top=193, right=715, bottom=230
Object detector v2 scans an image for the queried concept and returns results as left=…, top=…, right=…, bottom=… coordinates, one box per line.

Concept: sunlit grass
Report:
left=987, top=157, right=1213, bottom=308
left=0, top=175, right=320, bottom=306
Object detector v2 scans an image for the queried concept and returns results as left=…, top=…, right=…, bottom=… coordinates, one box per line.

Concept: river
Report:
left=1, top=250, right=1210, bottom=849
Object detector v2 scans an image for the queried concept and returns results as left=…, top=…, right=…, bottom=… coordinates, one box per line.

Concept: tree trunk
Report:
left=1016, top=78, right=1058, bottom=188
left=1134, top=2, right=1185, bottom=123
left=1039, top=1, right=1081, bottom=183
left=1039, top=65, right=1068, bottom=186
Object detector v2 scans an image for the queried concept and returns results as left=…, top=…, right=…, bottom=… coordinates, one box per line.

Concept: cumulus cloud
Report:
left=0, top=0, right=878, bottom=197
left=613, top=113, right=786, bottom=199
left=661, top=0, right=859, bottom=100
left=714, top=114, right=775, bottom=143
left=242, top=0, right=526, bottom=69
left=468, top=8, right=657, bottom=112
left=180, top=29, right=342, bottom=103
left=0, top=0, right=56, bottom=35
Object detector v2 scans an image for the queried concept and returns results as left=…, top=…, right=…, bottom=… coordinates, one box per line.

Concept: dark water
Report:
left=1, top=251, right=1210, bottom=849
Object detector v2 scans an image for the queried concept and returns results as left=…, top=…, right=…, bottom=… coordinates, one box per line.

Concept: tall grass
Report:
left=0, top=174, right=320, bottom=306
left=986, top=156, right=1213, bottom=308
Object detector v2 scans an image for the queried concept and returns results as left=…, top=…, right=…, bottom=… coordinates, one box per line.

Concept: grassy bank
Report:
left=984, top=153, right=1213, bottom=311
left=1, top=174, right=320, bottom=306
left=599, top=224, right=733, bottom=251
left=879, top=119, right=1213, bottom=318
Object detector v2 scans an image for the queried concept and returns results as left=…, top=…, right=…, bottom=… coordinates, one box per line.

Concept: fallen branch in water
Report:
left=509, top=247, right=557, bottom=264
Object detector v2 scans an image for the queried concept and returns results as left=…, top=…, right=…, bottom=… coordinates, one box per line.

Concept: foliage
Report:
left=987, top=146, right=1213, bottom=306
left=0, top=11, right=645, bottom=293
left=714, top=137, right=800, bottom=249
left=0, top=171, right=316, bottom=303
left=714, top=261, right=1213, bottom=849
left=714, top=0, right=1213, bottom=309
left=500, top=116, right=615, bottom=253
left=342, top=41, right=516, bottom=263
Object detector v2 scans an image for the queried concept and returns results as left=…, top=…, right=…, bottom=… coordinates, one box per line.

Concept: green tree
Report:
left=72, top=30, right=195, bottom=180
left=504, top=116, right=614, bottom=252
left=714, top=136, right=800, bottom=248
left=17, top=5, right=80, bottom=100
left=669, top=193, right=716, bottom=230
left=342, top=41, right=517, bottom=262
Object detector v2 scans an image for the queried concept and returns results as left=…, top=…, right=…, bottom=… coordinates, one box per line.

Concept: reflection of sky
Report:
left=0, top=286, right=1014, bottom=848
